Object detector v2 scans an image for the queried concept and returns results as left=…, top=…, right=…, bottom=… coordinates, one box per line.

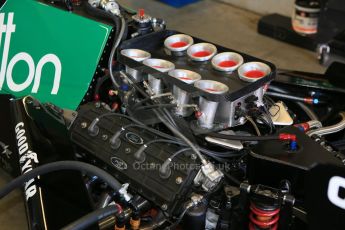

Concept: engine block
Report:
left=70, top=103, right=198, bottom=215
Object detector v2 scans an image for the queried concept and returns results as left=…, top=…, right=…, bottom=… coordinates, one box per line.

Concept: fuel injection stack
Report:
left=118, top=30, right=275, bottom=132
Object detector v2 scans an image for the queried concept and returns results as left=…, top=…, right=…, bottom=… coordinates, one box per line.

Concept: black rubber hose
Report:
left=84, top=2, right=124, bottom=88
left=108, top=16, right=125, bottom=88
left=94, top=74, right=110, bottom=98
left=61, top=205, right=120, bottom=230
left=0, top=161, right=122, bottom=199
left=206, top=132, right=279, bottom=141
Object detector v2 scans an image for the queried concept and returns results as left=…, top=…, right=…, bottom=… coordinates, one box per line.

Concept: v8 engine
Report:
left=0, top=0, right=345, bottom=230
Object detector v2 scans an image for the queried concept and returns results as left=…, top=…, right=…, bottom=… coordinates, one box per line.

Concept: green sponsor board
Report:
left=0, top=0, right=112, bottom=109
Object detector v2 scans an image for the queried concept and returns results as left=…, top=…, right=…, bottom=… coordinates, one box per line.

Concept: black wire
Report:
left=145, top=139, right=182, bottom=147
left=134, top=104, right=177, bottom=111
left=129, top=87, right=178, bottom=127
left=164, top=208, right=190, bottom=230
left=61, top=205, right=120, bottom=230
left=0, top=161, right=122, bottom=199
left=162, top=108, right=178, bottom=128
left=256, top=116, right=273, bottom=134
left=121, top=124, right=180, bottom=142
left=132, top=97, right=152, bottom=109
left=261, top=111, right=275, bottom=133
left=264, top=96, right=280, bottom=117
left=153, top=110, right=207, bottom=164
left=170, top=148, right=191, bottom=160
left=98, top=112, right=144, bottom=126
left=206, top=132, right=279, bottom=141
left=264, top=95, right=276, bottom=106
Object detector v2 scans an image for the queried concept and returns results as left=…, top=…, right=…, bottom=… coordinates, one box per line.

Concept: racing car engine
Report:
left=1, top=0, right=345, bottom=230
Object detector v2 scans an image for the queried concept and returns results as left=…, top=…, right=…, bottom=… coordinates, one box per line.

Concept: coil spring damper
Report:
left=249, top=200, right=280, bottom=230
left=239, top=182, right=295, bottom=230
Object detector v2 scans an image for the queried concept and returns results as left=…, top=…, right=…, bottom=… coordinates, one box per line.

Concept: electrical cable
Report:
left=159, top=148, right=191, bottom=178
left=170, top=148, right=191, bottom=159
left=133, top=133, right=242, bottom=159
left=162, top=108, right=178, bottom=128
left=153, top=109, right=207, bottom=165
left=97, top=112, right=144, bottom=126
left=0, top=161, right=122, bottom=199
left=143, top=139, right=182, bottom=147
left=120, top=124, right=180, bottom=141
left=61, top=205, right=120, bottom=230
left=260, top=105, right=275, bottom=130
left=116, top=121, right=241, bottom=160
left=114, top=69, right=237, bottom=161
left=121, top=75, right=178, bottom=128
left=263, top=112, right=275, bottom=133
left=257, top=115, right=270, bottom=128
left=164, top=207, right=190, bottom=230
left=132, top=97, right=152, bottom=109
left=129, top=110, right=242, bottom=160
left=134, top=104, right=177, bottom=111
left=246, top=116, right=261, bottom=136
left=134, top=139, right=183, bottom=163
left=263, top=96, right=280, bottom=117
left=264, top=95, right=276, bottom=107
left=126, top=76, right=179, bottom=128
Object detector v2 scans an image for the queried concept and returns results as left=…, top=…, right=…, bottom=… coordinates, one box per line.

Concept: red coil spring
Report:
left=249, top=202, right=280, bottom=230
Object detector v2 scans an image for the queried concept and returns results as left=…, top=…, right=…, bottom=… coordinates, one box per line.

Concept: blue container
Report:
left=159, top=0, right=200, bottom=8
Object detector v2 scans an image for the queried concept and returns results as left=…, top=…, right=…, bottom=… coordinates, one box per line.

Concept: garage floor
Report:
left=0, top=0, right=326, bottom=229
